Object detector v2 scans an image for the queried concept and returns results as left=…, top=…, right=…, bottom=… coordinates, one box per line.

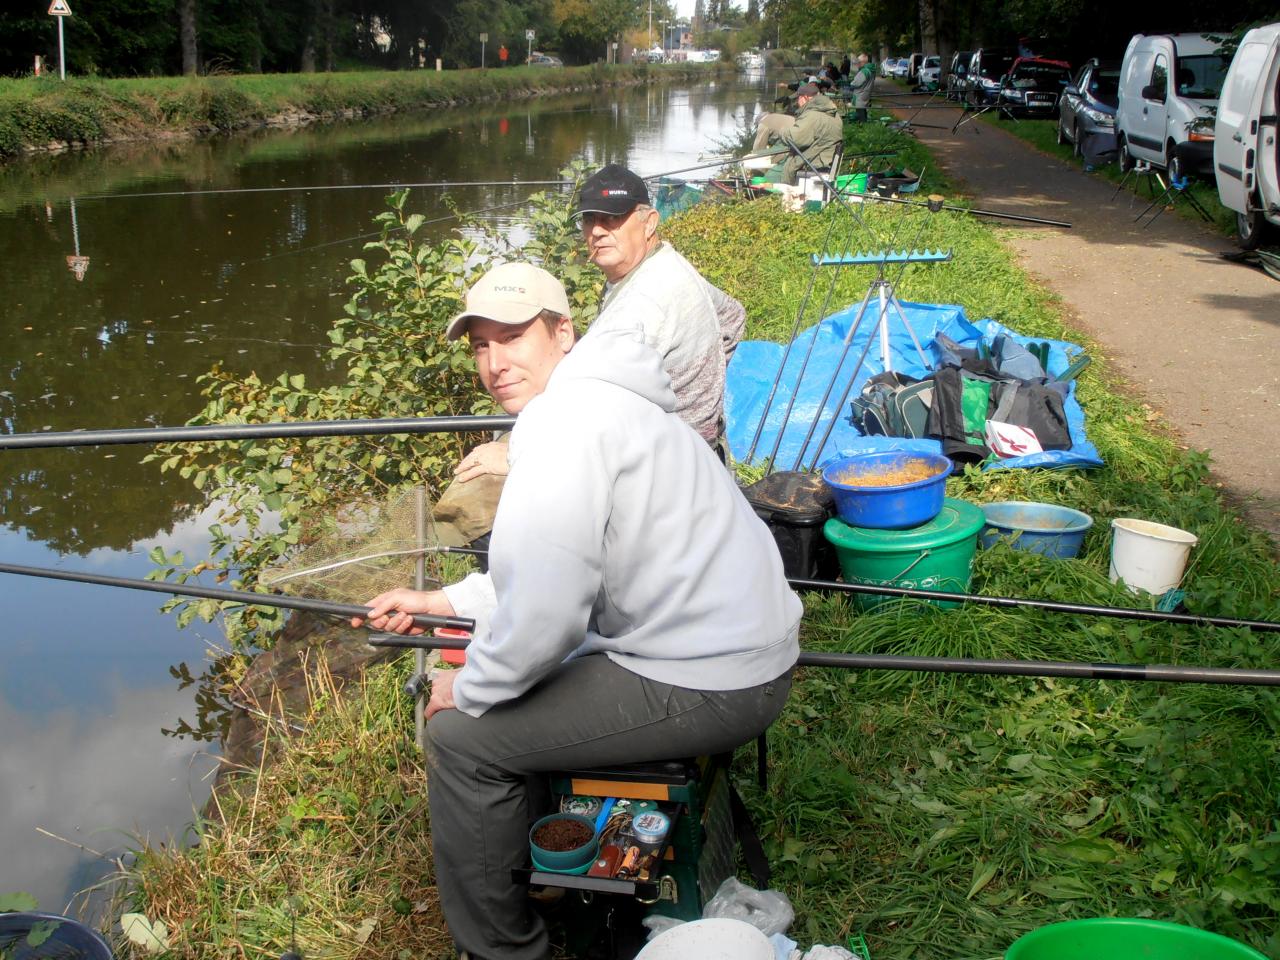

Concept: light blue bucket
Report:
left=979, top=501, right=1093, bottom=558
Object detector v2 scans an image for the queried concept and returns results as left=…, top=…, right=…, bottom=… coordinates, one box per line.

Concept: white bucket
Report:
left=1109, top=518, right=1198, bottom=595
left=634, top=918, right=774, bottom=960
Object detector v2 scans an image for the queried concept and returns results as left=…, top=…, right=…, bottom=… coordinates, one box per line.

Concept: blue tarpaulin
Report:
left=725, top=299, right=1104, bottom=472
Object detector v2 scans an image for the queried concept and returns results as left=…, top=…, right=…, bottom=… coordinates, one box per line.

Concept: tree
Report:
left=178, top=0, right=198, bottom=74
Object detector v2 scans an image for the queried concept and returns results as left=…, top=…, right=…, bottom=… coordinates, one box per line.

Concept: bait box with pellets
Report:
left=741, top=471, right=839, bottom=580
left=511, top=756, right=746, bottom=958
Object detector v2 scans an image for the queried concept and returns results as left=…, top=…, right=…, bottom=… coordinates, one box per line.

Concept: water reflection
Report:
left=0, top=74, right=773, bottom=908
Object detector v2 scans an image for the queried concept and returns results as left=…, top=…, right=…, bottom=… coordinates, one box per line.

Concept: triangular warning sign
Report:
left=48, top=0, right=73, bottom=15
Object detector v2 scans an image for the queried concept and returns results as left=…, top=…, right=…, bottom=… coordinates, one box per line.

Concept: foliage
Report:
left=123, top=114, right=1280, bottom=958
left=127, top=653, right=453, bottom=960
left=143, top=163, right=597, bottom=652
left=0, top=61, right=728, bottom=157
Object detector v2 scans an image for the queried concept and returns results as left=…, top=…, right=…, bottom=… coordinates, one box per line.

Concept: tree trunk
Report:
left=178, top=0, right=198, bottom=76
left=918, top=0, right=938, bottom=54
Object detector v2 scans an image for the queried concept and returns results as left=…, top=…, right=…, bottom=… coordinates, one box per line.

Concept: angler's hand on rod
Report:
left=353, top=588, right=457, bottom=635
left=453, top=439, right=510, bottom=484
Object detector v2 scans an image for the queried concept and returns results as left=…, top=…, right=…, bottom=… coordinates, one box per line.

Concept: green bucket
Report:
left=835, top=172, right=869, bottom=194
left=823, top=497, right=984, bottom=610
left=1005, top=918, right=1269, bottom=960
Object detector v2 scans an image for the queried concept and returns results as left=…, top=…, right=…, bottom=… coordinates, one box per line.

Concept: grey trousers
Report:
left=425, top=654, right=792, bottom=960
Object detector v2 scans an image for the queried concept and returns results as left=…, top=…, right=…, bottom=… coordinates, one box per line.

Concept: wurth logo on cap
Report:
left=602, top=189, right=630, bottom=196
left=492, top=285, right=527, bottom=294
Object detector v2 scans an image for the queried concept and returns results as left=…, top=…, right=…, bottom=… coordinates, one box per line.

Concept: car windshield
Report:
left=925, top=57, right=940, bottom=67
left=1010, top=63, right=1070, bottom=88
left=1089, top=68, right=1120, bottom=106
left=1175, top=54, right=1230, bottom=99
left=979, top=54, right=1015, bottom=78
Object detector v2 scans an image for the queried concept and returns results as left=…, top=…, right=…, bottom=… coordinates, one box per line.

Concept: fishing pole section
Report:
left=4, top=561, right=1280, bottom=688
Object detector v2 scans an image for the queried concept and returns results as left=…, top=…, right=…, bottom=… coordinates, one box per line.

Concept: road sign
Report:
left=48, top=0, right=72, bottom=15
left=525, top=29, right=535, bottom=40
left=479, top=32, right=488, bottom=42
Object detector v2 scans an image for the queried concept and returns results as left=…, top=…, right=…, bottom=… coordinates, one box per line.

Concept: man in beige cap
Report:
left=429, top=262, right=576, bottom=547
left=356, top=260, right=801, bottom=960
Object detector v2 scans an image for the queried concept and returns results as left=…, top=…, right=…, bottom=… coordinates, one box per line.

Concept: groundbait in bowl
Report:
left=821, top=452, right=953, bottom=529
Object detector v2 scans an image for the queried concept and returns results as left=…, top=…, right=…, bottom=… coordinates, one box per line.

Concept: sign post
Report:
left=479, top=32, right=488, bottom=68
left=526, top=28, right=535, bottom=64
left=48, top=0, right=72, bottom=80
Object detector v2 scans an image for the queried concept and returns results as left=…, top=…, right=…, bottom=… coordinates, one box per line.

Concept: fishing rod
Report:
left=80, top=180, right=576, bottom=203
left=353, top=545, right=1280, bottom=636
left=0, top=562, right=475, bottom=634
left=854, top=187, right=1072, bottom=228
left=0, top=414, right=516, bottom=451
left=355, top=633, right=1280, bottom=688
left=5, top=561, right=1279, bottom=686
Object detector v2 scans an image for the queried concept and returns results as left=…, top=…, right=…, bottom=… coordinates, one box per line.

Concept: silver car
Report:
left=1057, top=59, right=1120, bottom=163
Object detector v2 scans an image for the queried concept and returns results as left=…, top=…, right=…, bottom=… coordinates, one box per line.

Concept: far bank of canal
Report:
left=0, top=70, right=774, bottom=912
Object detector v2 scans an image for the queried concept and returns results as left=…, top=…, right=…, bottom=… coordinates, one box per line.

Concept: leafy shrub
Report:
left=147, top=164, right=597, bottom=650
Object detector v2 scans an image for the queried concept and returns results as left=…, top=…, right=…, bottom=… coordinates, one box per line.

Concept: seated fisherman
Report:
left=577, top=163, right=746, bottom=444
left=354, top=261, right=801, bottom=960
left=782, top=82, right=843, bottom=184
left=452, top=163, right=745, bottom=494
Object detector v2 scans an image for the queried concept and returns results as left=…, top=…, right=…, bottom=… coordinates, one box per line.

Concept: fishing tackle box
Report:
left=511, top=756, right=745, bottom=957
left=741, top=471, right=839, bottom=580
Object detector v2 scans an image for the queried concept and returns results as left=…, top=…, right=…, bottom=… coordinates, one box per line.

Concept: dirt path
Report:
left=884, top=93, right=1280, bottom=542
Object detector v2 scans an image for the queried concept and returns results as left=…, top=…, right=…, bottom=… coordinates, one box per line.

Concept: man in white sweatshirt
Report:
left=356, top=261, right=801, bottom=960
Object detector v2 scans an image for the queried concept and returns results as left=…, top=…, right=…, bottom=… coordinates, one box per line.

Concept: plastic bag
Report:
left=801, top=946, right=858, bottom=960
left=701, top=877, right=795, bottom=937
left=641, top=914, right=684, bottom=941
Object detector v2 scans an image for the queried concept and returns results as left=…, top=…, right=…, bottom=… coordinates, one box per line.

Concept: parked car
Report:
left=966, top=48, right=1017, bottom=105
left=1058, top=58, right=1120, bottom=160
left=527, top=51, right=563, bottom=66
left=891, top=58, right=911, bottom=78
left=880, top=57, right=897, bottom=77
left=946, top=50, right=973, bottom=100
left=996, top=57, right=1072, bottom=117
left=1214, top=23, right=1280, bottom=247
left=1115, top=33, right=1230, bottom=180
left=907, top=52, right=925, bottom=82
left=918, top=55, right=942, bottom=87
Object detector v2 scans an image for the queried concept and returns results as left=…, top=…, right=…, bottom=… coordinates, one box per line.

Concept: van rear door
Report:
left=1216, top=28, right=1280, bottom=218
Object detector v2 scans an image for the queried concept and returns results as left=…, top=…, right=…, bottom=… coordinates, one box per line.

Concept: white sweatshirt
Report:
left=443, top=328, right=802, bottom=717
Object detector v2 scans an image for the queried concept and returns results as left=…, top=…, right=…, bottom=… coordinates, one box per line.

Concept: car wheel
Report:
left=1118, top=135, right=1134, bottom=173
left=1237, top=205, right=1268, bottom=250
left=1166, top=144, right=1186, bottom=183
left=1072, top=123, right=1082, bottom=159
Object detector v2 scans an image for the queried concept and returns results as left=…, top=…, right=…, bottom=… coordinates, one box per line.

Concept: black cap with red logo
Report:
left=574, top=164, right=651, bottom=218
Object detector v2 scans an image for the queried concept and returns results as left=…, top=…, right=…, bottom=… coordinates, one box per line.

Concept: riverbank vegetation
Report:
left=0, top=62, right=725, bottom=159
left=119, top=122, right=1280, bottom=959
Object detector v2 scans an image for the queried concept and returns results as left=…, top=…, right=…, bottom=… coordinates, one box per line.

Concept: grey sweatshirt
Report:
left=443, top=328, right=802, bottom=717
left=591, top=242, right=743, bottom=440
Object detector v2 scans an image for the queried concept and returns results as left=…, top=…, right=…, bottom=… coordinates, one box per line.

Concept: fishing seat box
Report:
left=741, top=471, right=839, bottom=580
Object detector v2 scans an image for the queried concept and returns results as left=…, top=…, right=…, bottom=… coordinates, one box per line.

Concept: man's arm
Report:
left=704, top=280, right=745, bottom=364
left=450, top=401, right=611, bottom=717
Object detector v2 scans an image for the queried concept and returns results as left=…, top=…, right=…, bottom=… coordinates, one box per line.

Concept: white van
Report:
left=1116, top=33, right=1231, bottom=179
left=1214, top=23, right=1280, bottom=247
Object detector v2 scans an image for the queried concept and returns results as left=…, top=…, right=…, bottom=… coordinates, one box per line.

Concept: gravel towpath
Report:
left=885, top=95, right=1280, bottom=541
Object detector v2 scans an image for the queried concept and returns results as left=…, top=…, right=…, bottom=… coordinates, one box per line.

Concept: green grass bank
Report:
left=0, top=62, right=729, bottom=160
left=110, top=125, right=1280, bottom=960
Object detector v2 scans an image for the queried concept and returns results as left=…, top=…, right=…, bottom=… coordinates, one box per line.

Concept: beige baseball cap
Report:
left=445, top=262, right=571, bottom=341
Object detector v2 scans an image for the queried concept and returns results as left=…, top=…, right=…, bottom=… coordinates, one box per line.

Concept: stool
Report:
left=512, top=754, right=770, bottom=959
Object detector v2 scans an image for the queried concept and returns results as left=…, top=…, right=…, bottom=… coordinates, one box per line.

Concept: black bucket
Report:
left=742, top=471, right=839, bottom=580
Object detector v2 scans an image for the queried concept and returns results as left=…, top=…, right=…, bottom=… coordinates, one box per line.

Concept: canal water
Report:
left=0, top=72, right=775, bottom=914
